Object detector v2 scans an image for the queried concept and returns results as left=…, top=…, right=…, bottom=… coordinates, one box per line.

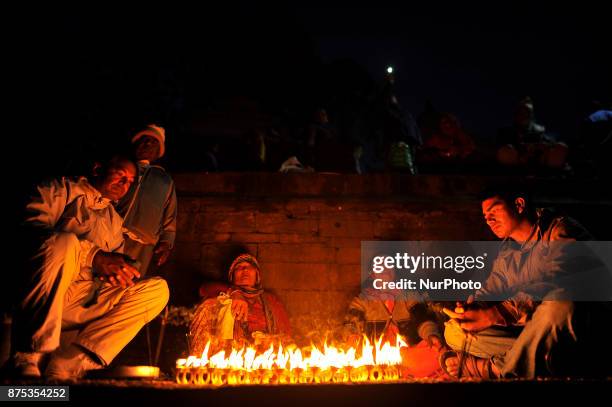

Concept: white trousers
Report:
left=16, top=232, right=169, bottom=365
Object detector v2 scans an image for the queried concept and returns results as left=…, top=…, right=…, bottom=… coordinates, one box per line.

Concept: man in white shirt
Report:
left=13, top=154, right=169, bottom=380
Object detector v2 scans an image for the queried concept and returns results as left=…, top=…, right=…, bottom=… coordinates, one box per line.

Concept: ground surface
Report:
left=3, top=378, right=610, bottom=405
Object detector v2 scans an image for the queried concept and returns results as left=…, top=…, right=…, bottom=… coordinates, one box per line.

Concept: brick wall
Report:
left=163, top=173, right=610, bottom=339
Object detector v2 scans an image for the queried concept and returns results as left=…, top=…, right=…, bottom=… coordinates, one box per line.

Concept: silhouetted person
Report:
left=496, top=97, right=569, bottom=171
left=418, top=112, right=476, bottom=171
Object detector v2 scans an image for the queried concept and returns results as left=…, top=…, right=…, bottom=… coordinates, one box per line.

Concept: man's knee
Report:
left=152, top=278, right=170, bottom=310
left=533, top=301, right=574, bottom=329
left=139, top=277, right=170, bottom=316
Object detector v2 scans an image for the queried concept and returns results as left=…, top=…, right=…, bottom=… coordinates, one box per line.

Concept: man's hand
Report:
left=443, top=306, right=503, bottom=333
left=154, top=242, right=172, bottom=266
left=92, top=252, right=140, bottom=288
left=230, top=292, right=249, bottom=321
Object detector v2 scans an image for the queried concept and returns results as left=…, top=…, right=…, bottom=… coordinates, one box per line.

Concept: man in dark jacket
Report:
left=117, top=124, right=177, bottom=277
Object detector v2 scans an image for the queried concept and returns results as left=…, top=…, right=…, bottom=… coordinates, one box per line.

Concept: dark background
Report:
left=11, top=2, right=611, bottom=176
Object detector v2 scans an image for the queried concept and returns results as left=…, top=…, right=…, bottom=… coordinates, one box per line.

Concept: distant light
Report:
left=386, top=66, right=393, bottom=74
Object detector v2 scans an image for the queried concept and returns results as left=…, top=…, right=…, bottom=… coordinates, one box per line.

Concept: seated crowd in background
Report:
left=194, top=97, right=610, bottom=177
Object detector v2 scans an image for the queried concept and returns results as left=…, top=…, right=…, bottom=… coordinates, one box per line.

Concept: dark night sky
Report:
left=12, top=2, right=612, bottom=176
left=295, top=4, right=611, bottom=140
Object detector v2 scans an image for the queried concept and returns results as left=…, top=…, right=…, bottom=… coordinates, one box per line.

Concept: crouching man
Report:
left=12, top=154, right=169, bottom=380
left=441, top=187, right=612, bottom=379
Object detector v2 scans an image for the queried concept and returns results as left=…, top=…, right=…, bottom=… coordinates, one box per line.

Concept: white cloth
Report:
left=215, top=293, right=235, bottom=340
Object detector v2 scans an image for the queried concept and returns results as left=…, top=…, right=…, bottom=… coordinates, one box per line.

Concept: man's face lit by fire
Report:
left=233, top=262, right=258, bottom=288
left=95, top=159, right=136, bottom=201
left=481, top=196, right=523, bottom=239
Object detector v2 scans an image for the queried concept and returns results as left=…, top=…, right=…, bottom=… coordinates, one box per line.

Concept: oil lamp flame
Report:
left=176, top=334, right=408, bottom=386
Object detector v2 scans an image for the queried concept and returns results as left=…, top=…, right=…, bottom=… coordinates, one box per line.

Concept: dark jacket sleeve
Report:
left=158, top=180, right=177, bottom=247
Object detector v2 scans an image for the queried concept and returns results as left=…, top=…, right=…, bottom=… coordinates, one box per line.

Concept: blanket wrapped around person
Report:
left=189, top=254, right=291, bottom=355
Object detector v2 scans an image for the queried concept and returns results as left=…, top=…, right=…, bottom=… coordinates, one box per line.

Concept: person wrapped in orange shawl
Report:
left=189, top=254, right=291, bottom=355
left=343, top=255, right=445, bottom=377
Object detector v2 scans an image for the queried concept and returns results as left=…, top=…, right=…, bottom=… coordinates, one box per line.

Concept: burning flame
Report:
left=176, top=335, right=408, bottom=385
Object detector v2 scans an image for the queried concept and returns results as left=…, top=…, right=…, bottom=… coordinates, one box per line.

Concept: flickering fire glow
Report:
left=176, top=335, right=409, bottom=386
